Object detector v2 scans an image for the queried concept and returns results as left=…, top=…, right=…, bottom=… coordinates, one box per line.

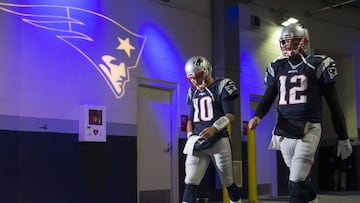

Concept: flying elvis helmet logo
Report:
left=0, top=2, right=146, bottom=99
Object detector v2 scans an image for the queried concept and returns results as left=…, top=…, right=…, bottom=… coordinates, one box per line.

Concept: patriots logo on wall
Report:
left=0, top=2, right=146, bottom=99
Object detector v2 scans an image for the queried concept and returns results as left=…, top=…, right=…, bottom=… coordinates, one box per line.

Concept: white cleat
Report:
left=309, top=197, right=318, bottom=203
left=230, top=199, right=242, bottom=203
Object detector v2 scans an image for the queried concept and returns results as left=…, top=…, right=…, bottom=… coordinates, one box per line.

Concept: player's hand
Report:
left=337, top=139, right=353, bottom=160
left=199, top=126, right=217, bottom=139
left=248, top=116, right=261, bottom=130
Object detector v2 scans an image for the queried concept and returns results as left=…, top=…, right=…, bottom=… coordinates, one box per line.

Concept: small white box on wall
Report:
left=79, top=104, right=107, bottom=142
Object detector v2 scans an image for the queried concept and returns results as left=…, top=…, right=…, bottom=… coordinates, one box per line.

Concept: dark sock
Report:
left=226, top=183, right=241, bottom=201
left=289, top=181, right=310, bottom=203
left=182, top=184, right=198, bottom=203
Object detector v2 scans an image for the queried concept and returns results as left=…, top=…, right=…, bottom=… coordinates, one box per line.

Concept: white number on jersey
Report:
left=193, top=96, right=214, bottom=122
left=278, top=75, right=307, bottom=105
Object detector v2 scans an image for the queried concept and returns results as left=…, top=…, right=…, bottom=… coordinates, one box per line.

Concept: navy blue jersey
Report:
left=265, top=55, right=338, bottom=122
left=186, top=78, right=238, bottom=138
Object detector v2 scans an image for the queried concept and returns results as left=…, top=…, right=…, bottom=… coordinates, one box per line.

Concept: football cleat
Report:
left=230, top=198, right=242, bottom=203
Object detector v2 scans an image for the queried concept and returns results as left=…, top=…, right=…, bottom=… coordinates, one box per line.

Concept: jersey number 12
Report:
left=278, top=75, right=307, bottom=105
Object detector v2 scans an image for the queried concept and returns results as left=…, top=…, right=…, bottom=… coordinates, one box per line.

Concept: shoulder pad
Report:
left=306, top=55, right=333, bottom=65
left=218, top=78, right=237, bottom=96
left=307, top=55, right=335, bottom=68
left=267, top=57, right=287, bottom=78
left=306, top=55, right=337, bottom=79
left=186, top=87, right=194, bottom=104
left=271, top=55, right=288, bottom=64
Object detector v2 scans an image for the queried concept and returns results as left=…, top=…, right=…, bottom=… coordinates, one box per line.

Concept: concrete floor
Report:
left=250, top=191, right=360, bottom=203
left=205, top=191, right=360, bottom=203
left=254, top=194, right=360, bottom=203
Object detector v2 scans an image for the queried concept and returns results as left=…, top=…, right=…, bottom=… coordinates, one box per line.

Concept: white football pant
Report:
left=184, top=137, right=234, bottom=187
left=277, top=123, right=321, bottom=182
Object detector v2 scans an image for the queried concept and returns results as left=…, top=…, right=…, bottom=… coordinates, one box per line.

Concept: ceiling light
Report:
left=281, top=17, right=299, bottom=26
left=271, top=8, right=300, bottom=27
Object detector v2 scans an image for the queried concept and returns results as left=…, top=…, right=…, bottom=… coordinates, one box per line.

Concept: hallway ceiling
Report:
left=250, top=0, right=360, bottom=30
left=325, top=0, right=360, bottom=9
left=309, top=0, right=360, bottom=14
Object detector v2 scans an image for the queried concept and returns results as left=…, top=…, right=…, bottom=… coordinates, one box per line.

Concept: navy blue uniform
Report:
left=249, top=23, right=352, bottom=203
left=265, top=55, right=337, bottom=123
left=183, top=78, right=242, bottom=203
left=186, top=78, right=238, bottom=148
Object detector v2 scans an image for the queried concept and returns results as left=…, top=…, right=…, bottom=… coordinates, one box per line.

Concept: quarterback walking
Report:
left=248, top=23, right=353, bottom=203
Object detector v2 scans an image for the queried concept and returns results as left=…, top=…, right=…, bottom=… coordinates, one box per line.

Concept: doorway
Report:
left=137, top=81, right=178, bottom=203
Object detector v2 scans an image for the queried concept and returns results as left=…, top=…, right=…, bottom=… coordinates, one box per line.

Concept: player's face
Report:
left=281, top=38, right=301, bottom=51
left=188, top=71, right=208, bottom=90
left=193, top=72, right=206, bottom=85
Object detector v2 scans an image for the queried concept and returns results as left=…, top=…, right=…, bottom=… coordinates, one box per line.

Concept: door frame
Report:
left=137, top=77, right=179, bottom=203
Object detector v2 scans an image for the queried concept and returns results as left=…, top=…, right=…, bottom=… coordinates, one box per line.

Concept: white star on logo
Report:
left=116, top=37, right=135, bottom=57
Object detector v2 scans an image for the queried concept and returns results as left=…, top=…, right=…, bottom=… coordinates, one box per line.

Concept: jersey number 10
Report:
left=193, top=97, right=214, bottom=122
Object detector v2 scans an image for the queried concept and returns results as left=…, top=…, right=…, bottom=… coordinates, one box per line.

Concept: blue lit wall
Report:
left=140, top=22, right=183, bottom=79
left=0, top=0, right=200, bottom=126
left=0, top=1, right=211, bottom=203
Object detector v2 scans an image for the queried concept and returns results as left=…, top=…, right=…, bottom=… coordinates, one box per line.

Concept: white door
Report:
left=137, top=85, right=173, bottom=203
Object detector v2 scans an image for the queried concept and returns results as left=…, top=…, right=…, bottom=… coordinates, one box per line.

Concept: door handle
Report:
left=163, top=144, right=171, bottom=152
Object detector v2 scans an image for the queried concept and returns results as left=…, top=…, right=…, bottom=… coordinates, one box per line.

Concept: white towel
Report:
left=268, top=135, right=283, bottom=150
left=183, top=135, right=201, bottom=155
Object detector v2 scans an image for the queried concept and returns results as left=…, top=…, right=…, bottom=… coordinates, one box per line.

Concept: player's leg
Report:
left=289, top=180, right=317, bottom=203
left=278, top=138, right=302, bottom=202
left=182, top=151, right=211, bottom=203
left=279, top=137, right=296, bottom=168
left=288, top=123, right=321, bottom=203
left=208, top=138, right=242, bottom=203
left=289, top=180, right=311, bottom=203
left=308, top=179, right=317, bottom=202
left=308, top=183, right=318, bottom=203
left=227, top=183, right=242, bottom=203
left=182, top=184, right=198, bottom=203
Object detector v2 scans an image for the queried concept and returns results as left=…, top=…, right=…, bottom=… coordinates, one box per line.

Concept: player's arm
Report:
left=214, top=93, right=238, bottom=128
left=204, top=79, right=237, bottom=134
left=248, top=85, right=277, bottom=130
left=221, top=96, right=236, bottom=122
left=186, top=106, right=195, bottom=138
left=211, top=100, right=236, bottom=132
left=322, top=82, right=352, bottom=159
left=186, top=119, right=194, bottom=138
left=322, top=82, right=348, bottom=140
left=199, top=97, right=236, bottom=139
left=185, top=87, right=196, bottom=138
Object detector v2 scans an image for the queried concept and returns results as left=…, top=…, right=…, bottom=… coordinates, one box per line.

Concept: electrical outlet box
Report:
left=79, top=104, right=107, bottom=142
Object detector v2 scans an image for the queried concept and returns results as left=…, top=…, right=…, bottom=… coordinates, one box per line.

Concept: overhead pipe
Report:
left=306, top=0, right=356, bottom=15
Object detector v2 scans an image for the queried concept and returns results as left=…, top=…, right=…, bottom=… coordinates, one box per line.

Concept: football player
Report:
left=248, top=23, right=353, bottom=203
left=182, top=56, right=242, bottom=203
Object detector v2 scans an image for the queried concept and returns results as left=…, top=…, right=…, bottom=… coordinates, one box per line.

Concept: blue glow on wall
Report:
left=0, top=1, right=146, bottom=99
left=139, top=22, right=183, bottom=80
left=225, top=5, right=239, bottom=23
left=240, top=49, right=263, bottom=90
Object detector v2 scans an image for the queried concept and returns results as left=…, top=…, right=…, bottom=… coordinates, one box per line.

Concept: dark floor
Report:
left=253, top=190, right=360, bottom=203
